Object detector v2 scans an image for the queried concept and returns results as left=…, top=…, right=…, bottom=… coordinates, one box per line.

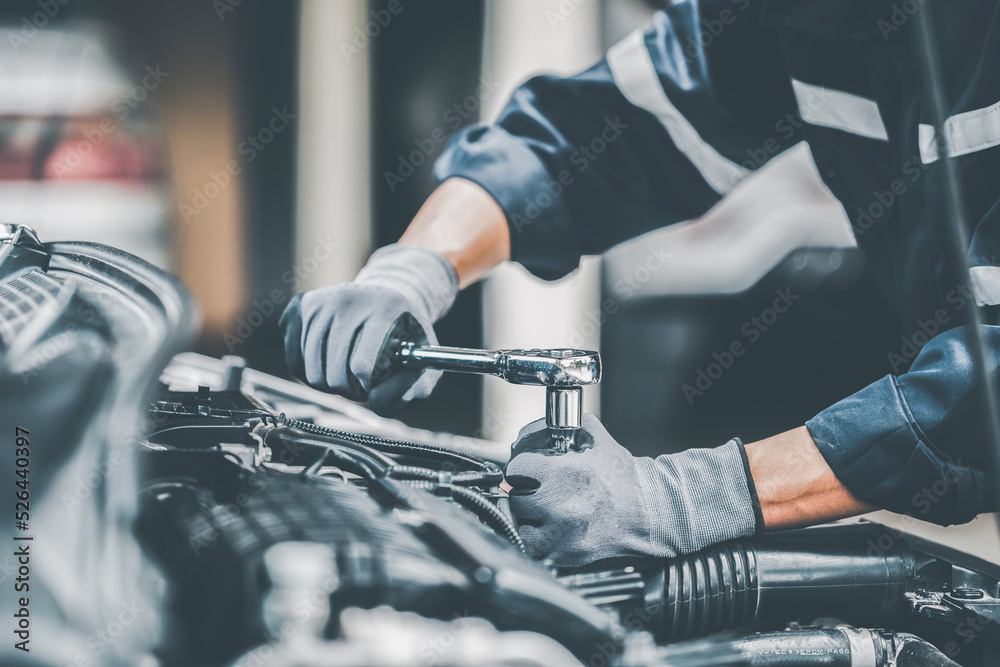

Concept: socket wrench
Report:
left=396, top=341, right=601, bottom=452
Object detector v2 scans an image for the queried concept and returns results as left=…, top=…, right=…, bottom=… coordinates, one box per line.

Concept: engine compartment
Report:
left=2, top=227, right=999, bottom=666
left=138, top=362, right=1000, bottom=667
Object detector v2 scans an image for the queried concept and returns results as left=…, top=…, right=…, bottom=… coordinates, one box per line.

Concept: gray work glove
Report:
left=279, top=243, right=459, bottom=416
left=504, top=414, right=760, bottom=567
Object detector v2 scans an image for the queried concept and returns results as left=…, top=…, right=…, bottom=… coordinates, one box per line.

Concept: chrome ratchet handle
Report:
left=397, top=341, right=601, bottom=453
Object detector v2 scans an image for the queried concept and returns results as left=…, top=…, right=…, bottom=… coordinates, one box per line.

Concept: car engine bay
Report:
left=2, top=226, right=1000, bottom=666
left=144, top=358, right=1000, bottom=667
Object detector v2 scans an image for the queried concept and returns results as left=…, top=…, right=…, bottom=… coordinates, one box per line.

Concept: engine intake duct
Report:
left=655, top=524, right=913, bottom=641
left=651, top=538, right=760, bottom=641
left=566, top=524, right=914, bottom=642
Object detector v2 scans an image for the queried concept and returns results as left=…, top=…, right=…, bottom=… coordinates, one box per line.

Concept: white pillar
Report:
left=297, top=0, right=371, bottom=290
left=481, top=0, right=603, bottom=445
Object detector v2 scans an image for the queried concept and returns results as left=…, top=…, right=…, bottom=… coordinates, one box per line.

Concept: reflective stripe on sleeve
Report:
left=919, top=97, right=1000, bottom=164
left=791, top=79, right=889, bottom=142
left=607, top=30, right=750, bottom=194
left=969, top=266, right=1000, bottom=307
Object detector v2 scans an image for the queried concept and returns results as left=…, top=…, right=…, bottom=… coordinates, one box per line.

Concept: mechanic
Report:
left=281, top=0, right=1000, bottom=566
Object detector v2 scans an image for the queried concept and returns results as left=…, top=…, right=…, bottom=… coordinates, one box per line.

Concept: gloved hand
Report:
left=504, top=414, right=761, bottom=566
left=279, top=243, right=459, bottom=416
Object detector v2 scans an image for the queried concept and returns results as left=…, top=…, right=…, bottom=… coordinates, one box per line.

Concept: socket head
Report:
left=499, top=349, right=601, bottom=387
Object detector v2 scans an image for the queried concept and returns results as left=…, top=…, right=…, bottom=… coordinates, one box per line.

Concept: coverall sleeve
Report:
left=433, top=3, right=797, bottom=280
left=806, top=328, right=995, bottom=525
left=800, top=0, right=1000, bottom=527
left=807, top=197, right=1000, bottom=526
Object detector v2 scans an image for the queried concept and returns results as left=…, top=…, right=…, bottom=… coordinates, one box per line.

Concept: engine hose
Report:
left=450, top=485, right=525, bottom=554
left=661, top=629, right=875, bottom=667
left=894, top=634, right=961, bottom=667
left=271, top=419, right=519, bottom=549
left=733, top=631, right=854, bottom=666
left=278, top=415, right=495, bottom=475
left=565, top=524, right=915, bottom=643
left=404, top=479, right=525, bottom=554
left=266, top=425, right=397, bottom=468
left=264, top=427, right=391, bottom=477
left=669, top=524, right=910, bottom=642
left=301, top=439, right=386, bottom=480
left=386, top=464, right=504, bottom=487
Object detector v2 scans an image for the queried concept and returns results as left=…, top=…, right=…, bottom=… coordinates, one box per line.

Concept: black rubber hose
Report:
left=302, top=447, right=377, bottom=479
left=629, top=525, right=912, bottom=643
left=735, top=632, right=853, bottom=666
left=266, top=424, right=397, bottom=469
left=268, top=420, right=519, bottom=549
left=660, top=630, right=856, bottom=667
left=386, top=464, right=504, bottom=487
left=404, top=479, right=525, bottom=554
left=894, top=634, right=961, bottom=667
left=279, top=415, right=493, bottom=474
left=263, top=428, right=391, bottom=482
left=450, top=485, right=525, bottom=554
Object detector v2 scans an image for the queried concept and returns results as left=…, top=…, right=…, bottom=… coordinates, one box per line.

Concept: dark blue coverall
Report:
left=434, top=0, right=1000, bottom=525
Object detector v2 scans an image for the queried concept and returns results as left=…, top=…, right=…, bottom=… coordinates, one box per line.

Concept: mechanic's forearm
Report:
left=399, top=177, right=510, bottom=289
left=745, top=426, right=876, bottom=530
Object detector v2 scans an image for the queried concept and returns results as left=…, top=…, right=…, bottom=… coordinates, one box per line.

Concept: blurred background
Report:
left=0, top=0, right=904, bottom=454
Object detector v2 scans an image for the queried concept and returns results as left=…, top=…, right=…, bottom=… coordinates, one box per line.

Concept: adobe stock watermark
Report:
left=0, top=555, right=14, bottom=586
left=680, top=0, right=752, bottom=62
left=49, top=65, right=170, bottom=178
left=180, top=106, right=296, bottom=224
left=682, top=287, right=799, bottom=405
left=472, top=406, right=513, bottom=441
left=885, top=251, right=998, bottom=373
left=545, top=0, right=590, bottom=32
left=231, top=567, right=339, bottom=666
left=384, top=74, right=501, bottom=192
left=17, top=290, right=119, bottom=386
left=340, top=0, right=415, bottom=62
left=17, top=330, right=76, bottom=386
left=213, top=0, right=244, bottom=21
left=587, top=601, right=657, bottom=667
left=876, top=0, right=930, bottom=41
left=510, top=116, right=629, bottom=235
left=732, top=84, right=831, bottom=172
left=865, top=459, right=970, bottom=563
left=886, top=282, right=977, bottom=373
left=188, top=475, right=269, bottom=556
left=944, top=613, right=997, bottom=661
left=187, top=441, right=315, bottom=556
left=567, top=299, right=620, bottom=351
left=609, top=245, right=672, bottom=300
left=565, top=244, right=673, bottom=349
left=852, top=154, right=930, bottom=238
left=7, top=0, right=72, bottom=53
left=61, top=449, right=128, bottom=513
left=75, top=599, right=147, bottom=665
left=222, top=234, right=339, bottom=352
left=417, top=611, right=483, bottom=664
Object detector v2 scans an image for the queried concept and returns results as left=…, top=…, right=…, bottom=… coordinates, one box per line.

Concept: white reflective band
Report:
left=607, top=30, right=749, bottom=194
left=969, top=266, right=1000, bottom=307
left=791, top=79, right=889, bottom=142
left=918, top=97, right=1000, bottom=164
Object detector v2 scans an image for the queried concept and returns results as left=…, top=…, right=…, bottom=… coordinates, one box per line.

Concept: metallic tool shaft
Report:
left=397, top=341, right=600, bottom=451
left=399, top=344, right=502, bottom=376
left=546, top=386, right=582, bottom=453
